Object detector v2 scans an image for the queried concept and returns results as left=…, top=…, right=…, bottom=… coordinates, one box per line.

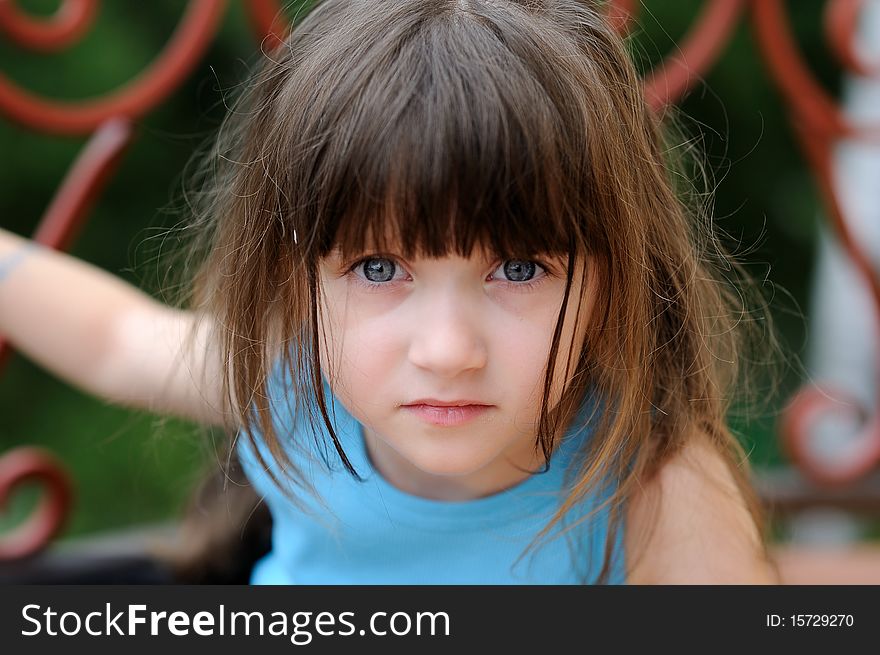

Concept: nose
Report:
left=407, top=290, right=488, bottom=377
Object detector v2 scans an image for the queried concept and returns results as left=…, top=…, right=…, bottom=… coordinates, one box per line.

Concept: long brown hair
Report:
left=163, top=0, right=782, bottom=583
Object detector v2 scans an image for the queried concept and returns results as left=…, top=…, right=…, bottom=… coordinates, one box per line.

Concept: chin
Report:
left=407, top=447, right=494, bottom=478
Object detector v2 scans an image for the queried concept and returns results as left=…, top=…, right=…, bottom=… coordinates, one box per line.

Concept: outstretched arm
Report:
left=0, top=227, right=233, bottom=429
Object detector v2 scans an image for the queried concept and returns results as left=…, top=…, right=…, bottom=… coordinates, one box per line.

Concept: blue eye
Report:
left=361, top=257, right=398, bottom=283
left=491, top=259, right=552, bottom=293
left=347, top=256, right=406, bottom=290
left=346, top=255, right=553, bottom=292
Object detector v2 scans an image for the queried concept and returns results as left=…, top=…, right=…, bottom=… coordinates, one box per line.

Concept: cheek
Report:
left=317, top=294, right=397, bottom=390
left=489, top=306, right=566, bottom=416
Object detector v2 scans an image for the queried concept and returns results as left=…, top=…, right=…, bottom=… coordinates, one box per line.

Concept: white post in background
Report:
left=794, top=0, right=880, bottom=544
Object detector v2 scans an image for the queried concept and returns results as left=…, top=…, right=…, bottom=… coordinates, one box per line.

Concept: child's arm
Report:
left=0, top=227, right=232, bottom=429
left=624, top=433, right=780, bottom=584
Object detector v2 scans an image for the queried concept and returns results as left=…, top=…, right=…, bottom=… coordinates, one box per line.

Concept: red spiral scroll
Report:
left=825, top=0, right=880, bottom=78
left=0, top=0, right=225, bottom=135
left=0, top=447, right=72, bottom=560
left=627, top=0, right=748, bottom=111
left=0, top=0, right=97, bottom=52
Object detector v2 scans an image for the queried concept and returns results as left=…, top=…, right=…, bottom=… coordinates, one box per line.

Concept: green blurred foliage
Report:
left=0, top=0, right=845, bottom=539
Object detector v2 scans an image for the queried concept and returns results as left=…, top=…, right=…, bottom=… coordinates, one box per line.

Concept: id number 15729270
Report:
left=765, top=614, right=854, bottom=628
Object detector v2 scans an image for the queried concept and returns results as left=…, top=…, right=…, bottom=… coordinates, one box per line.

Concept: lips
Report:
left=402, top=403, right=493, bottom=427
left=404, top=398, right=491, bottom=407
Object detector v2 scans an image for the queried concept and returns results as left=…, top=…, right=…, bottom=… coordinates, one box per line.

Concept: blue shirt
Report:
left=237, top=360, right=627, bottom=584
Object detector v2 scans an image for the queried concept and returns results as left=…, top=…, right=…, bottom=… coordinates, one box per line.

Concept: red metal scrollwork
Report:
left=825, top=0, right=880, bottom=78
left=0, top=0, right=97, bottom=52
left=0, top=447, right=72, bottom=560
left=611, top=0, right=747, bottom=110
left=0, top=0, right=225, bottom=135
left=750, top=0, right=880, bottom=486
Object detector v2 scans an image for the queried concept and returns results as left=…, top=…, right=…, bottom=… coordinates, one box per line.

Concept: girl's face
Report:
left=317, top=241, right=596, bottom=501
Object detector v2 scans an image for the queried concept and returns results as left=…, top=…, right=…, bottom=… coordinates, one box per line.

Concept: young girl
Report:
left=0, top=0, right=780, bottom=584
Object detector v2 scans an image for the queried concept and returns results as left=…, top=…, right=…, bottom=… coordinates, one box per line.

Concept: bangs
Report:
left=285, top=2, right=593, bottom=264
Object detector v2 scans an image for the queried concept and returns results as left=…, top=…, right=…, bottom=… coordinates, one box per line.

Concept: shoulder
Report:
left=623, top=430, right=779, bottom=584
